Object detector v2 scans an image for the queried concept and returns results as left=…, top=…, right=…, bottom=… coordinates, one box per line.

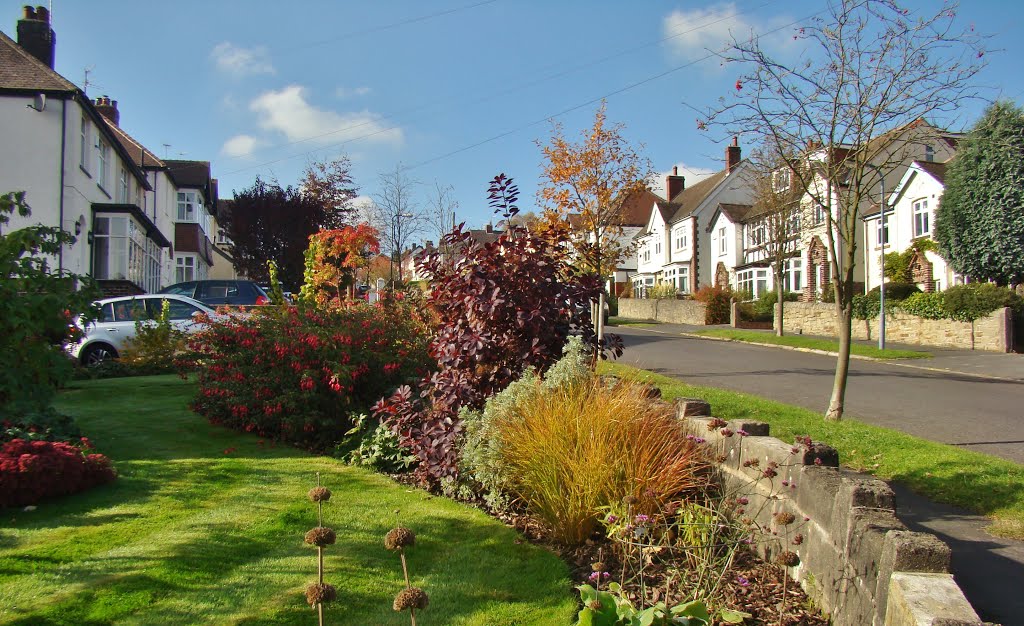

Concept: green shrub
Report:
left=1, top=407, right=81, bottom=445
left=752, top=291, right=798, bottom=319
left=820, top=283, right=835, bottom=303
left=119, top=299, right=186, bottom=374
left=343, top=415, right=417, bottom=473
left=851, top=293, right=880, bottom=320
left=898, top=292, right=947, bottom=320
left=868, top=282, right=921, bottom=301
left=942, top=283, right=1023, bottom=322
left=693, top=286, right=732, bottom=324
left=649, top=281, right=677, bottom=300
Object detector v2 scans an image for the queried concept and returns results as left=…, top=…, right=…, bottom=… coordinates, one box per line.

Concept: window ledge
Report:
left=79, top=165, right=92, bottom=178
left=96, top=185, right=111, bottom=199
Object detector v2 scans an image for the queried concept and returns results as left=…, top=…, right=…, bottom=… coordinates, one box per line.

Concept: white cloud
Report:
left=662, top=4, right=795, bottom=61
left=249, top=85, right=402, bottom=146
left=650, top=163, right=717, bottom=198
left=335, top=86, right=372, bottom=99
left=221, top=134, right=260, bottom=158
left=211, top=42, right=275, bottom=76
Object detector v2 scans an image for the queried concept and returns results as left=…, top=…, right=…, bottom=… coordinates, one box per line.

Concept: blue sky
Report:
left=6, top=1, right=1022, bottom=233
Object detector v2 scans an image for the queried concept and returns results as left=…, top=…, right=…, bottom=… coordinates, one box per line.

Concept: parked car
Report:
left=159, top=280, right=270, bottom=306
left=68, top=294, right=217, bottom=365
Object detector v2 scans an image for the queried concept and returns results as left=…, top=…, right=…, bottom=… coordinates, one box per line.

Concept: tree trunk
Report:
left=597, top=289, right=606, bottom=343
left=775, top=268, right=785, bottom=337
left=826, top=286, right=853, bottom=421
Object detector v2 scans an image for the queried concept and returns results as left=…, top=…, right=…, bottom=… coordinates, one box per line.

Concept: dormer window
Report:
left=177, top=191, right=200, bottom=221
left=925, top=145, right=935, bottom=163
left=772, top=168, right=791, bottom=192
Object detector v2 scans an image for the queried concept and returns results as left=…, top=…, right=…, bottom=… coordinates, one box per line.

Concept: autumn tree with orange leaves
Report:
left=537, top=101, right=653, bottom=340
left=299, top=224, right=380, bottom=307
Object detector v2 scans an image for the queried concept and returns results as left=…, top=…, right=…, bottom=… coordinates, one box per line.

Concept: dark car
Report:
left=159, top=280, right=269, bottom=306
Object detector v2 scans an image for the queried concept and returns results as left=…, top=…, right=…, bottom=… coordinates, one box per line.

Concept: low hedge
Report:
left=1, top=438, right=116, bottom=508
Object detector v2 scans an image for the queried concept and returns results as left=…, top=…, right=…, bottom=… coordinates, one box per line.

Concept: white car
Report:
left=68, top=294, right=217, bottom=365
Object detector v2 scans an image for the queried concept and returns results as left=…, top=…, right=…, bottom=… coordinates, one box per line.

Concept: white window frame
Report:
left=783, top=258, right=803, bottom=293
left=913, top=198, right=930, bottom=237
left=678, top=266, right=690, bottom=293
left=718, top=227, right=727, bottom=255
left=177, top=191, right=198, bottom=222
left=813, top=204, right=827, bottom=226
left=877, top=215, right=890, bottom=247
left=675, top=231, right=688, bottom=251
left=97, top=138, right=110, bottom=191
left=79, top=115, right=89, bottom=172
left=772, top=168, right=791, bottom=192
left=117, top=167, right=129, bottom=203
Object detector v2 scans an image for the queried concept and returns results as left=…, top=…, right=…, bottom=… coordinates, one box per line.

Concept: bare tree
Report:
left=426, top=181, right=458, bottom=264
left=707, top=0, right=984, bottom=421
left=371, top=164, right=426, bottom=286
left=299, top=156, right=359, bottom=228
left=747, top=146, right=804, bottom=336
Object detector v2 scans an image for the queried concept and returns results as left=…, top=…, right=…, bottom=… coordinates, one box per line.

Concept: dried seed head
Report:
left=778, top=551, right=800, bottom=567
left=305, top=582, right=337, bottom=605
left=774, top=511, right=796, bottom=526
left=393, top=587, right=429, bottom=611
left=591, top=561, right=606, bottom=572
left=622, top=495, right=638, bottom=506
left=384, top=526, right=416, bottom=551
left=308, top=486, right=332, bottom=502
left=304, top=526, right=337, bottom=547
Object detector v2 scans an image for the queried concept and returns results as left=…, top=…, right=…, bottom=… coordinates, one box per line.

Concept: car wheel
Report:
left=81, top=343, right=118, bottom=366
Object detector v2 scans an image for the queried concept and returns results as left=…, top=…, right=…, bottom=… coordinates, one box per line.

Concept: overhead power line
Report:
left=216, top=1, right=776, bottom=175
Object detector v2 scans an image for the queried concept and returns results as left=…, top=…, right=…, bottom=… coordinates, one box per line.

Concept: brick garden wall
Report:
left=674, top=400, right=984, bottom=626
left=617, top=298, right=708, bottom=325
left=779, top=302, right=1013, bottom=352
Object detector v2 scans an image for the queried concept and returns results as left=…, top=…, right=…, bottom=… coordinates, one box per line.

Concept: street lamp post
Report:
left=866, top=164, right=887, bottom=350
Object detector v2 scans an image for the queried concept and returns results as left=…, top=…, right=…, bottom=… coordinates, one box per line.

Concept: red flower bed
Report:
left=0, top=438, right=116, bottom=508
left=184, top=302, right=431, bottom=451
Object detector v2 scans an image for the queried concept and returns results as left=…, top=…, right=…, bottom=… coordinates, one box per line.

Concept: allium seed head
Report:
left=384, top=526, right=416, bottom=551
left=304, top=526, right=337, bottom=547
left=393, top=587, right=429, bottom=611
left=305, top=582, right=337, bottom=605
left=591, top=561, right=606, bottom=572
left=622, top=495, right=638, bottom=505
left=774, top=511, right=796, bottom=525
left=778, top=551, right=800, bottom=567
left=308, top=486, right=332, bottom=502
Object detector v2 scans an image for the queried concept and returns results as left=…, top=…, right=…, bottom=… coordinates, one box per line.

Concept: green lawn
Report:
left=691, top=328, right=932, bottom=359
left=0, top=376, right=575, bottom=625
left=599, top=363, right=1024, bottom=540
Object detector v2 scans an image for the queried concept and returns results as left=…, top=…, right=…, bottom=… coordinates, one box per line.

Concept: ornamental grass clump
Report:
left=495, top=376, right=711, bottom=545
left=385, top=512, right=427, bottom=625
left=303, top=473, right=335, bottom=625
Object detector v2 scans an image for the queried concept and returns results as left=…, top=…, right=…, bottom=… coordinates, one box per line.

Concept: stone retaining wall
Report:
left=779, top=302, right=1013, bottom=352
left=617, top=298, right=707, bottom=325
left=675, top=400, right=986, bottom=626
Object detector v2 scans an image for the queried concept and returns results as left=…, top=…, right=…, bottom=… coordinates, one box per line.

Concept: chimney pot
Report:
left=94, top=95, right=120, bottom=127
left=666, top=166, right=685, bottom=200
left=16, top=5, right=56, bottom=68
left=726, top=138, right=742, bottom=173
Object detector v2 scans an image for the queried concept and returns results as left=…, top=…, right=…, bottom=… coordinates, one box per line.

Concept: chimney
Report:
left=485, top=222, right=493, bottom=234
left=17, top=5, right=56, bottom=69
left=666, top=165, right=685, bottom=200
left=93, top=95, right=120, bottom=126
left=726, top=136, right=742, bottom=173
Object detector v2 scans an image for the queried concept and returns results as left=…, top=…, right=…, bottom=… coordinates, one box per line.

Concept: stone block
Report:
left=796, top=466, right=842, bottom=524
left=800, top=441, right=840, bottom=467
left=884, top=573, right=980, bottom=626
left=728, top=419, right=770, bottom=436
left=876, top=530, right=953, bottom=625
left=675, top=397, right=711, bottom=417
left=830, top=477, right=896, bottom=540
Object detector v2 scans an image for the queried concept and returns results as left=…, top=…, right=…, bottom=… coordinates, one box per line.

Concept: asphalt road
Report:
left=616, top=325, right=1024, bottom=464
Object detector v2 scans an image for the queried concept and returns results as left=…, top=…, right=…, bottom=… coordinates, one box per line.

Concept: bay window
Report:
left=92, top=214, right=161, bottom=290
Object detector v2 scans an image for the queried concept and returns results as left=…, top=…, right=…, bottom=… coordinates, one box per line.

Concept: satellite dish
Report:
left=31, top=93, right=46, bottom=111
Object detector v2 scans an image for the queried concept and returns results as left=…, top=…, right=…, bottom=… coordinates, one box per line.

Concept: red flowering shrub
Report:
left=184, top=302, right=431, bottom=451
left=693, top=285, right=733, bottom=324
left=0, top=438, right=116, bottom=508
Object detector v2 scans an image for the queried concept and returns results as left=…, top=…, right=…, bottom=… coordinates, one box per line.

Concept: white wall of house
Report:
left=864, top=164, right=955, bottom=291
left=708, top=210, right=741, bottom=284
